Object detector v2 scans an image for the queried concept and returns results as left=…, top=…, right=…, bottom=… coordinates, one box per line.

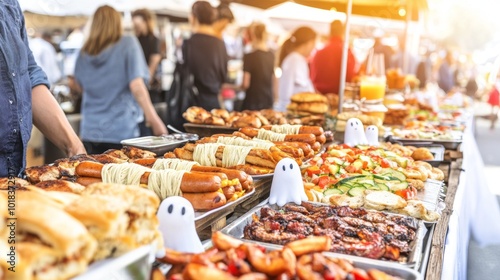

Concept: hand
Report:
left=67, top=140, right=87, bottom=156
left=148, top=116, right=168, bottom=136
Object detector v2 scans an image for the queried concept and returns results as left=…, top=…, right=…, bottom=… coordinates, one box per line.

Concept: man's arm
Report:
left=32, top=85, right=86, bottom=156
left=148, top=54, right=162, bottom=82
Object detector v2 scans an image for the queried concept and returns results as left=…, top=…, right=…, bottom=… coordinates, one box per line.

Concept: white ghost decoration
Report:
left=344, top=118, right=367, bottom=147
left=269, top=158, right=307, bottom=206
left=156, top=196, right=203, bottom=255
left=365, top=125, right=379, bottom=146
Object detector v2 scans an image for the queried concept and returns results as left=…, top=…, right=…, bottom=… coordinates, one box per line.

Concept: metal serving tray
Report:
left=158, top=238, right=422, bottom=280
left=73, top=244, right=154, bottom=280
left=220, top=202, right=427, bottom=269
left=183, top=123, right=238, bottom=138
left=121, top=134, right=198, bottom=155
left=389, top=137, right=462, bottom=150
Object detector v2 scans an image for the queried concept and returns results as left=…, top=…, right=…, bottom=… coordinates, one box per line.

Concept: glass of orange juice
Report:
left=360, top=76, right=386, bottom=100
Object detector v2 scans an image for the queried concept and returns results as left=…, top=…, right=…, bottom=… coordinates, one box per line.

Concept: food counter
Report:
left=6, top=95, right=500, bottom=280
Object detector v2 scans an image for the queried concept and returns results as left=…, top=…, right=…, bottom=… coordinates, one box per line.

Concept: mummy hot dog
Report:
left=157, top=196, right=204, bottom=254
left=269, top=158, right=308, bottom=206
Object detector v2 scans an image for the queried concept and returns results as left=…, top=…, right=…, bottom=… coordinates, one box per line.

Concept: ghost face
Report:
left=156, top=196, right=203, bottom=253
left=269, top=158, right=307, bottom=207
left=365, top=125, right=379, bottom=146
left=344, top=118, right=367, bottom=146
left=157, top=196, right=195, bottom=228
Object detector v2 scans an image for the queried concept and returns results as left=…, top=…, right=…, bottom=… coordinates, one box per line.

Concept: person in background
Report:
left=373, top=36, right=393, bottom=71
left=487, top=75, right=500, bottom=129
left=274, top=26, right=317, bottom=112
left=132, top=9, right=163, bottom=104
left=310, top=20, right=356, bottom=95
left=416, top=52, right=432, bottom=89
left=391, top=38, right=418, bottom=75
left=240, top=23, right=276, bottom=110
left=29, top=31, right=62, bottom=85
left=75, top=5, right=166, bottom=154
left=438, top=51, right=456, bottom=93
left=0, top=0, right=85, bottom=177
left=213, top=1, right=234, bottom=39
left=185, top=1, right=228, bottom=110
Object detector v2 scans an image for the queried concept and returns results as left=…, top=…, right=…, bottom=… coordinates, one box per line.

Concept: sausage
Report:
left=75, top=161, right=103, bottom=178
left=262, top=125, right=324, bottom=136
left=238, top=128, right=317, bottom=146
left=284, top=236, right=332, bottom=257
left=75, top=177, right=102, bottom=186
left=183, top=263, right=236, bottom=280
left=140, top=171, right=222, bottom=193
left=76, top=161, right=223, bottom=193
left=191, top=166, right=250, bottom=183
left=132, top=158, right=157, bottom=168
left=222, top=185, right=235, bottom=200
left=182, top=192, right=226, bottom=211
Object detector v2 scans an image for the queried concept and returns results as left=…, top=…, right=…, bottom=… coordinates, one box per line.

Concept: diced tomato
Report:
left=235, top=247, right=246, bottom=259
left=320, top=164, right=330, bottom=174
left=340, top=144, right=351, bottom=149
left=170, top=275, right=183, bottom=280
left=323, top=271, right=337, bottom=280
left=394, top=186, right=417, bottom=200
left=350, top=268, right=370, bottom=280
left=345, top=165, right=359, bottom=174
left=318, top=176, right=330, bottom=189
left=227, top=261, right=240, bottom=276
left=256, top=245, right=266, bottom=253
left=306, top=166, right=321, bottom=177
left=380, top=158, right=391, bottom=168
left=362, top=161, right=369, bottom=169
left=345, top=154, right=355, bottom=163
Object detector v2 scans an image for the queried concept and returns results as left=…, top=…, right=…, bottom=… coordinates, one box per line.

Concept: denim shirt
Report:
left=0, top=0, right=49, bottom=177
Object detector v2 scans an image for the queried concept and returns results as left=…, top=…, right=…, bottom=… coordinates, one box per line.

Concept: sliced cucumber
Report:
left=337, top=185, right=351, bottom=194
left=323, top=188, right=344, bottom=196
left=376, top=183, right=390, bottom=191
left=361, top=170, right=372, bottom=176
left=386, top=181, right=408, bottom=191
left=373, top=174, right=391, bottom=181
left=328, top=164, right=340, bottom=175
left=348, top=186, right=367, bottom=197
left=366, top=184, right=381, bottom=190
left=334, top=175, right=365, bottom=187
left=380, top=169, right=406, bottom=181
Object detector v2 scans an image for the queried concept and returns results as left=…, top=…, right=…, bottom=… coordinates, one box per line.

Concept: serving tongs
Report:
left=164, top=125, right=199, bottom=142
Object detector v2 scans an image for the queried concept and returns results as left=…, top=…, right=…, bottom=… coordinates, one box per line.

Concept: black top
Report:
left=241, top=50, right=275, bottom=110
left=137, top=33, right=160, bottom=65
left=184, top=33, right=228, bottom=110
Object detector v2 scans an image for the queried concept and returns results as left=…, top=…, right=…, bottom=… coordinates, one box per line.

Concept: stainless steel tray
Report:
left=220, top=202, right=427, bottom=269
left=183, top=123, right=238, bottom=138
left=389, top=137, right=462, bottom=150
left=158, top=238, right=422, bottom=280
left=121, top=134, right=198, bottom=155
left=73, top=244, right=154, bottom=280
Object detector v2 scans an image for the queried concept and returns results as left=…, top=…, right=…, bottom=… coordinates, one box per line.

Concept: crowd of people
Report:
left=4, top=0, right=499, bottom=176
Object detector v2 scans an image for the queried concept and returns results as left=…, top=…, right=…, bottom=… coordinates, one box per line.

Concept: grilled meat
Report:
left=243, top=203, right=418, bottom=262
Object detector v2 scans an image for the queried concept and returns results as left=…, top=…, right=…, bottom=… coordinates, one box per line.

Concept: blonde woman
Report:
left=75, top=5, right=166, bottom=154
left=240, top=23, right=276, bottom=110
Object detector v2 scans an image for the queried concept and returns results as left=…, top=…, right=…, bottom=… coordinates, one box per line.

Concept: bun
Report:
left=291, top=92, right=328, bottom=103
left=411, top=148, right=434, bottom=161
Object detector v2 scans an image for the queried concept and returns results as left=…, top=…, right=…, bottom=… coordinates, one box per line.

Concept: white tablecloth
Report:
left=441, top=121, right=500, bottom=280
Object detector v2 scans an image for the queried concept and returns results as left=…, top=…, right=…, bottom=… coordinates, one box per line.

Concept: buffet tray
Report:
left=157, top=239, right=422, bottom=280
left=121, top=134, right=198, bottom=155
left=220, top=202, right=427, bottom=269
left=183, top=123, right=238, bottom=138
left=73, top=245, right=154, bottom=280
left=388, top=137, right=462, bottom=150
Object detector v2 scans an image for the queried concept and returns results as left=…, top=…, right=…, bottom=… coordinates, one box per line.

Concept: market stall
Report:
left=7, top=82, right=500, bottom=279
